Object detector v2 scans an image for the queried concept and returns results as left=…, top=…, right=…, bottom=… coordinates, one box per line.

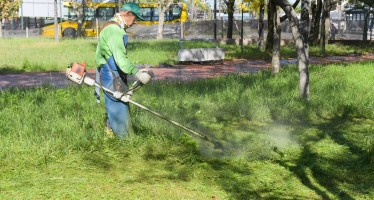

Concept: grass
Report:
left=1, top=61, right=373, bottom=199
left=1, top=38, right=373, bottom=73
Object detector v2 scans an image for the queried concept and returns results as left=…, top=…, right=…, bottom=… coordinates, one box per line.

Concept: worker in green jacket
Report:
left=95, top=2, right=151, bottom=139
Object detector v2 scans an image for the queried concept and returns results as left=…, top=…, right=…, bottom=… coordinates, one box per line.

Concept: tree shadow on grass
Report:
left=0, top=65, right=27, bottom=74
left=274, top=104, right=374, bottom=200
left=201, top=98, right=373, bottom=199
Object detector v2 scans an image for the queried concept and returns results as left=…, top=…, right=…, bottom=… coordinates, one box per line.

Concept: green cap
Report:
left=121, top=2, right=145, bottom=21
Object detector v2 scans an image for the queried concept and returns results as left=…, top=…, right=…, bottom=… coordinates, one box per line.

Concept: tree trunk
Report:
left=272, top=7, right=281, bottom=74
left=190, top=0, right=195, bottom=21
left=321, top=9, right=329, bottom=54
left=76, top=1, right=85, bottom=37
left=274, top=0, right=310, bottom=101
left=363, top=12, right=369, bottom=41
left=54, top=0, right=59, bottom=42
left=0, top=20, right=3, bottom=38
left=310, top=0, right=322, bottom=45
left=258, top=2, right=265, bottom=50
left=157, top=7, right=165, bottom=40
left=226, top=0, right=235, bottom=39
left=265, top=1, right=276, bottom=53
left=301, top=0, right=310, bottom=39
left=301, top=0, right=310, bottom=73
left=321, top=0, right=334, bottom=54
left=280, top=0, right=300, bottom=22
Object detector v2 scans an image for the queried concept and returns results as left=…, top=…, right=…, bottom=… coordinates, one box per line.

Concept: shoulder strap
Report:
left=101, top=21, right=120, bottom=31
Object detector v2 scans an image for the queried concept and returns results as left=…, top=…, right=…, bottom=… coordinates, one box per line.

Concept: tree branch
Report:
left=280, top=0, right=300, bottom=23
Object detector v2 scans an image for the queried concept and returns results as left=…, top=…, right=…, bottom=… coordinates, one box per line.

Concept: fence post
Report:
left=180, top=22, right=184, bottom=40
left=96, top=18, right=99, bottom=40
left=26, top=26, right=28, bottom=38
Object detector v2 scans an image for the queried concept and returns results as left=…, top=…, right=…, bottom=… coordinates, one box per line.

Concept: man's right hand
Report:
left=135, top=69, right=152, bottom=84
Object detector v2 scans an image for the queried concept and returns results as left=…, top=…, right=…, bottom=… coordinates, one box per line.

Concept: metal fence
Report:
left=2, top=17, right=373, bottom=41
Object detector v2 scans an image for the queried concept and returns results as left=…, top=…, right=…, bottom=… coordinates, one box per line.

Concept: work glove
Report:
left=120, top=95, right=131, bottom=103
left=113, top=91, right=123, bottom=99
left=135, top=69, right=152, bottom=85
left=113, top=91, right=131, bottom=103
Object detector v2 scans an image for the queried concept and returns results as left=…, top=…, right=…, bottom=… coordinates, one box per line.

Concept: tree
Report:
left=222, top=0, right=235, bottom=39
left=0, top=0, right=21, bottom=38
left=309, top=0, right=322, bottom=45
left=66, top=0, right=93, bottom=37
left=243, top=0, right=266, bottom=49
left=189, top=0, right=211, bottom=20
left=156, top=0, right=175, bottom=39
left=245, top=0, right=266, bottom=49
left=320, top=0, right=337, bottom=54
left=273, top=0, right=310, bottom=100
left=258, top=1, right=265, bottom=50
left=54, top=0, right=59, bottom=42
left=267, top=1, right=281, bottom=74
left=265, top=0, right=299, bottom=73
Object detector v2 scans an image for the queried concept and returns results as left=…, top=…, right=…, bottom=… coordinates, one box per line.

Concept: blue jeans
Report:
left=101, top=56, right=130, bottom=139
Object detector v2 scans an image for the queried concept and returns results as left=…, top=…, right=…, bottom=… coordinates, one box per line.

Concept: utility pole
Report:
left=241, top=1, right=243, bottom=54
left=214, top=0, right=217, bottom=40
left=60, top=0, right=63, bottom=35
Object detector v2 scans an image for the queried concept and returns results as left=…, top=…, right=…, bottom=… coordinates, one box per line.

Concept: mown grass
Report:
left=1, top=61, right=373, bottom=199
left=1, top=38, right=373, bottom=73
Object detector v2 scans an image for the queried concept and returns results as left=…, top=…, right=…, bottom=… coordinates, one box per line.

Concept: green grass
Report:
left=1, top=38, right=373, bottom=73
left=1, top=61, right=373, bottom=199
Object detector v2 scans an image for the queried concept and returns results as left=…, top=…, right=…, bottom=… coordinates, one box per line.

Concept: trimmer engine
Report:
left=66, top=63, right=95, bottom=86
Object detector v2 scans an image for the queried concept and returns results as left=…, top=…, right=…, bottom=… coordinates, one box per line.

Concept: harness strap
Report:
left=101, top=21, right=120, bottom=31
left=95, top=20, right=129, bottom=103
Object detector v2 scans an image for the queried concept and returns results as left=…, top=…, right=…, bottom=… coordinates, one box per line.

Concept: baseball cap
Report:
left=121, top=2, right=145, bottom=21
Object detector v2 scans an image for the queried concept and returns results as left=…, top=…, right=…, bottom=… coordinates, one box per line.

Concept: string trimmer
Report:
left=66, top=63, right=224, bottom=149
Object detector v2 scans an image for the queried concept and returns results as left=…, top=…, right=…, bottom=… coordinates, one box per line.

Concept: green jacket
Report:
left=95, top=22, right=138, bottom=75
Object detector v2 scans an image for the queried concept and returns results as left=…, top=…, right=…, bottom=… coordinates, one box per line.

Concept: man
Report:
left=95, top=2, right=152, bottom=139
left=330, top=23, right=338, bottom=40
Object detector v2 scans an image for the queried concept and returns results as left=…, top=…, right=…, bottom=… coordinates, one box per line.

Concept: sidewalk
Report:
left=1, top=53, right=373, bottom=90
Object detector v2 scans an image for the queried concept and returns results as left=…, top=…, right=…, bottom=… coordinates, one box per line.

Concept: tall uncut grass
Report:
left=1, top=61, right=373, bottom=199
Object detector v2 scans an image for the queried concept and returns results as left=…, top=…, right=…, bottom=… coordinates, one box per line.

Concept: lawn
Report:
left=0, top=38, right=373, bottom=73
left=1, top=60, right=373, bottom=199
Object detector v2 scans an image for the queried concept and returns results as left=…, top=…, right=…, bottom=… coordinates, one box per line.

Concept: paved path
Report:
left=1, top=53, right=373, bottom=90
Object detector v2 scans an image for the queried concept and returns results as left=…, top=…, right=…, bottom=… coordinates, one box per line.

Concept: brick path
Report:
left=0, top=53, right=373, bottom=90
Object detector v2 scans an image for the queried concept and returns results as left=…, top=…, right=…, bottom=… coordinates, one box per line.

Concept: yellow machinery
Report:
left=42, top=2, right=187, bottom=38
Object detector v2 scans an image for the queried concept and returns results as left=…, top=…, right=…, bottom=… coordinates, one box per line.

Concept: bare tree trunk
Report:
left=272, top=8, right=281, bottom=74
left=321, top=2, right=328, bottom=54
left=54, top=0, right=59, bottom=42
left=321, top=0, right=335, bottom=54
left=310, top=0, right=322, bottom=45
left=274, top=0, right=310, bottom=101
left=363, top=12, right=369, bottom=41
left=157, top=8, right=165, bottom=40
left=190, top=0, right=195, bottom=21
left=117, top=0, right=122, bottom=13
left=266, top=1, right=276, bottom=53
left=301, top=0, right=310, bottom=71
left=75, top=0, right=85, bottom=37
left=258, top=2, right=265, bottom=50
left=280, top=0, right=300, bottom=22
left=226, top=0, right=235, bottom=39
left=0, top=20, right=3, bottom=38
